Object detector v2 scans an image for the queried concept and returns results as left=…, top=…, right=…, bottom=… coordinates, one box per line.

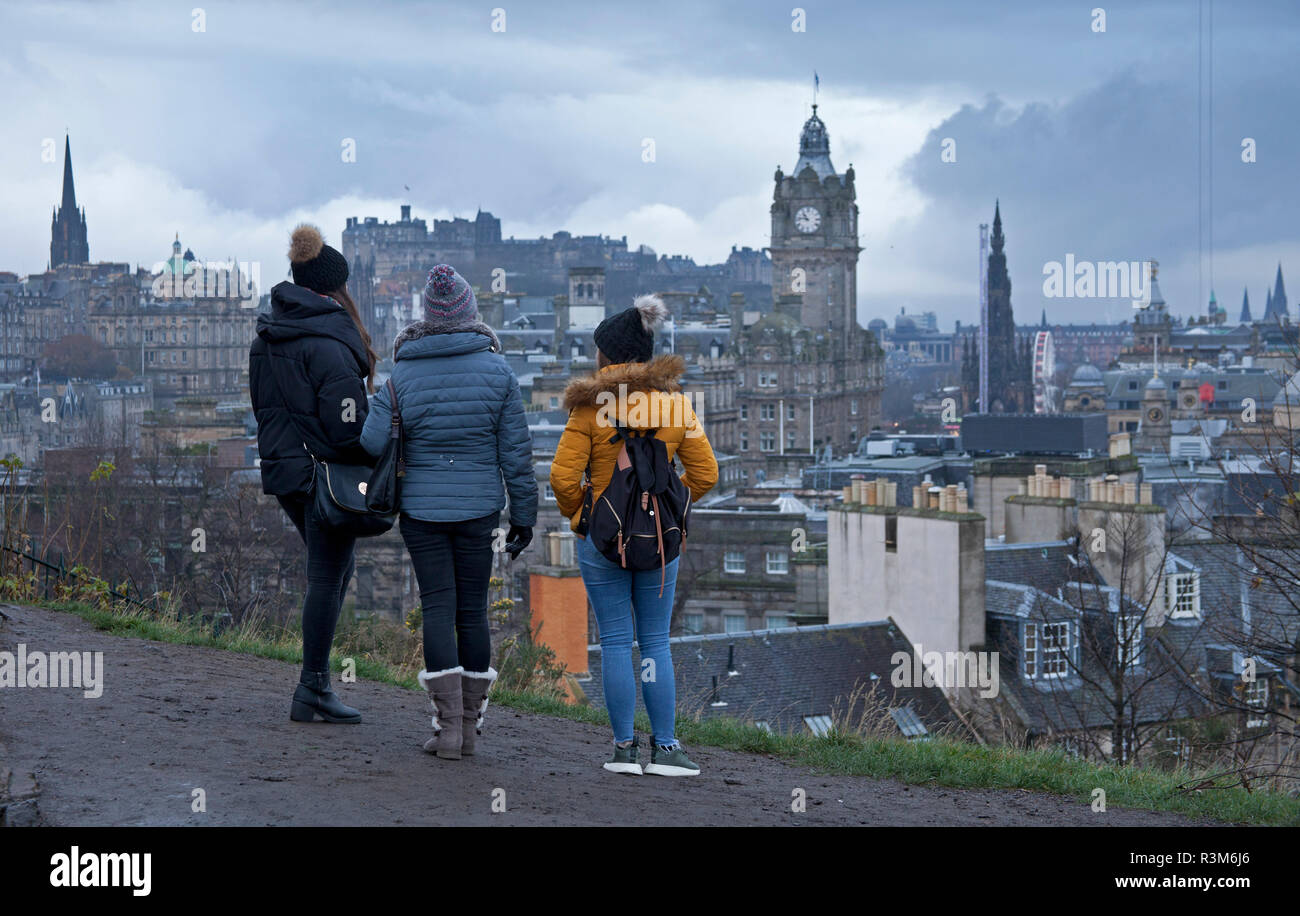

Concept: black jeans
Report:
left=278, top=495, right=357, bottom=674
left=400, top=512, right=497, bottom=673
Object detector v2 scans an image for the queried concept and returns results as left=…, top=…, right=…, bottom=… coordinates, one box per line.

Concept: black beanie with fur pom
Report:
left=593, top=294, right=669, bottom=364
left=288, top=224, right=349, bottom=295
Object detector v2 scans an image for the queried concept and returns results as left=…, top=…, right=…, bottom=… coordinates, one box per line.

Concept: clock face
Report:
left=1147, top=407, right=1164, bottom=424
left=794, top=206, right=821, bottom=233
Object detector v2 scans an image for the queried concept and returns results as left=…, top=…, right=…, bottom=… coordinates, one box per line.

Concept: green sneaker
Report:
left=644, top=742, right=700, bottom=777
left=603, top=738, right=643, bottom=775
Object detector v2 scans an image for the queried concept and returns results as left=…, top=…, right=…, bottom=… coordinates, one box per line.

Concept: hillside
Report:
left=0, top=602, right=1221, bottom=827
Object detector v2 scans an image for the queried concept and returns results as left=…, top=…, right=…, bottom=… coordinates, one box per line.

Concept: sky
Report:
left=2, top=0, right=1298, bottom=330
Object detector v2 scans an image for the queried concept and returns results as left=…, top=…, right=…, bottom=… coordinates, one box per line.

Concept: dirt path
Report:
left=0, top=603, right=1215, bottom=826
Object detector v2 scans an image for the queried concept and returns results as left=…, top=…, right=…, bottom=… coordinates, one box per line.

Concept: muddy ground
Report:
left=0, top=603, right=1218, bottom=826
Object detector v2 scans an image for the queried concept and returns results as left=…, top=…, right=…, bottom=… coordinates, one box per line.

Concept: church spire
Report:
left=1240, top=286, right=1252, bottom=323
left=50, top=134, right=89, bottom=268
left=61, top=135, right=77, bottom=213
left=991, top=201, right=1004, bottom=255
left=1273, top=262, right=1288, bottom=316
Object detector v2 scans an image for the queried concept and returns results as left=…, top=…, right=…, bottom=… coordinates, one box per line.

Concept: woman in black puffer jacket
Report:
left=249, top=224, right=379, bottom=724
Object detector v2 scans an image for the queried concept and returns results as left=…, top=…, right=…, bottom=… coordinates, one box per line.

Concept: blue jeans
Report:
left=576, top=535, right=679, bottom=747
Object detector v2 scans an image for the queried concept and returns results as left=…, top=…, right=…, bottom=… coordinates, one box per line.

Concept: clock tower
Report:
left=730, top=106, right=883, bottom=481
left=769, top=104, right=861, bottom=352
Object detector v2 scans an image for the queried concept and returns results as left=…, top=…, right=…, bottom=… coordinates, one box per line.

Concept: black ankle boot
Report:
left=290, top=670, right=361, bottom=724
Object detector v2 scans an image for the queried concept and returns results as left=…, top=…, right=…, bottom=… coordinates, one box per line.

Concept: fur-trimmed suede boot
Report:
left=460, top=668, right=498, bottom=756
left=418, top=667, right=464, bottom=759
left=290, top=670, right=361, bottom=724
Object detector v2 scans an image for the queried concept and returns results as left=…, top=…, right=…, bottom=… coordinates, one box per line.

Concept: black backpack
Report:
left=587, top=425, right=691, bottom=594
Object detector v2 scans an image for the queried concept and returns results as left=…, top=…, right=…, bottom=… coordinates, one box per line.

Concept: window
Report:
left=723, top=551, right=746, bottom=574
left=1117, top=614, right=1143, bottom=670
left=739, top=432, right=749, bottom=451
left=549, top=396, right=558, bottom=408
left=760, top=403, right=776, bottom=421
left=682, top=613, right=704, bottom=635
left=1158, top=728, right=1190, bottom=761
left=1022, top=624, right=1038, bottom=678
left=758, top=371, right=777, bottom=388
left=889, top=706, right=928, bottom=739
left=723, top=613, right=748, bottom=634
left=850, top=398, right=859, bottom=415
left=1166, top=572, right=1201, bottom=619
left=1041, top=622, right=1072, bottom=677
left=759, top=432, right=775, bottom=452
left=787, top=403, right=796, bottom=420
left=787, top=431, right=797, bottom=450
left=1244, top=677, right=1268, bottom=709
left=543, top=483, right=555, bottom=502
left=803, top=715, right=833, bottom=737
left=765, top=613, right=790, bottom=629
left=765, top=551, right=788, bottom=575
left=884, top=514, right=897, bottom=552
left=740, top=404, right=748, bottom=420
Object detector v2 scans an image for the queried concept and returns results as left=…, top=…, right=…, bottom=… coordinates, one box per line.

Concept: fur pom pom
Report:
left=633, top=294, right=669, bottom=333
left=288, top=224, right=324, bottom=264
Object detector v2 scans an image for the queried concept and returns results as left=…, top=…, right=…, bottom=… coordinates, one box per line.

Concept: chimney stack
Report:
left=528, top=530, right=589, bottom=700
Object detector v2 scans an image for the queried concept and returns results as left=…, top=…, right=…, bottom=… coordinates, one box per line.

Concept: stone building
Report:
left=85, top=236, right=259, bottom=407
left=735, top=106, right=885, bottom=481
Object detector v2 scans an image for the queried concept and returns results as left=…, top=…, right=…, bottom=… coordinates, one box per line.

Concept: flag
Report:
left=814, top=71, right=819, bottom=91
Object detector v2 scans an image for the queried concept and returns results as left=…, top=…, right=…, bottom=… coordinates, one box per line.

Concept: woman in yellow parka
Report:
left=550, top=294, right=718, bottom=777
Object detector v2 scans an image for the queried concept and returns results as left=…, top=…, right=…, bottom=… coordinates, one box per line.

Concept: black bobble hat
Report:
left=288, top=224, right=349, bottom=294
left=593, top=294, right=669, bottom=364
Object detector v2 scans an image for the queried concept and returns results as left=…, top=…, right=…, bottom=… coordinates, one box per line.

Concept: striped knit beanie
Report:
left=423, top=264, right=478, bottom=324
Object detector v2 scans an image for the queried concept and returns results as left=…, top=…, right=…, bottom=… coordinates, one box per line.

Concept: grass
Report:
left=26, top=598, right=1300, bottom=827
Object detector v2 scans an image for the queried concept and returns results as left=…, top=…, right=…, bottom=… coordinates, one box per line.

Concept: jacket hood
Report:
left=393, top=320, right=501, bottom=360
left=562, top=354, right=686, bottom=412
left=394, top=328, right=496, bottom=362
left=258, top=281, right=369, bottom=373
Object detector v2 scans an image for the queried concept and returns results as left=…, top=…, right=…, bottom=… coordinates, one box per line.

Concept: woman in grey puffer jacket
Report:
left=361, top=264, right=537, bottom=760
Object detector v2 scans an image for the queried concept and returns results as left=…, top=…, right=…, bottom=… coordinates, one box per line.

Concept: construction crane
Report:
left=978, top=222, right=989, bottom=414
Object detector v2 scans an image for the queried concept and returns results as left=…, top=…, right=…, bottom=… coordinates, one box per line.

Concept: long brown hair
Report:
left=329, top=285, right=379, bottom=393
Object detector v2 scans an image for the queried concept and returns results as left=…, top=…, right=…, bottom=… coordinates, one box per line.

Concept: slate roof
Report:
left=582, top=620, right=960, bottom=739
left=984, top=540, right=1099, bottom=597
left=986, top=538, right=1300, bottom=737
left=994, top=634, right=1208, bottom=737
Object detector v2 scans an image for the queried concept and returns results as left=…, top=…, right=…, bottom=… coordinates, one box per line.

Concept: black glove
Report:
left=504, top=524, right=533, bottom=559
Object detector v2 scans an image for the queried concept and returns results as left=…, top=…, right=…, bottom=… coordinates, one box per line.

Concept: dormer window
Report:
left=1165, top=572, right=1201, bottom=619
left=1022, top=621, right=1075, bottom=679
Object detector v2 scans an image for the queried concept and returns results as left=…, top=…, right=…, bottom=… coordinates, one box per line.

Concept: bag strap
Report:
left=386, top=378, right=405, bottom=477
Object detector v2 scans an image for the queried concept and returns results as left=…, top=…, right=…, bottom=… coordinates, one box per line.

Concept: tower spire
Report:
left=50, top=134, right=89, bottom=267
left=61, top=134, right=77, bottom=212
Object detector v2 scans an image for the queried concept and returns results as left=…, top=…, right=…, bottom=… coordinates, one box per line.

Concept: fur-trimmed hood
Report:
left=562, top=354, right=686, bottom=411
left=393, top=319, right=501, bottom=358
